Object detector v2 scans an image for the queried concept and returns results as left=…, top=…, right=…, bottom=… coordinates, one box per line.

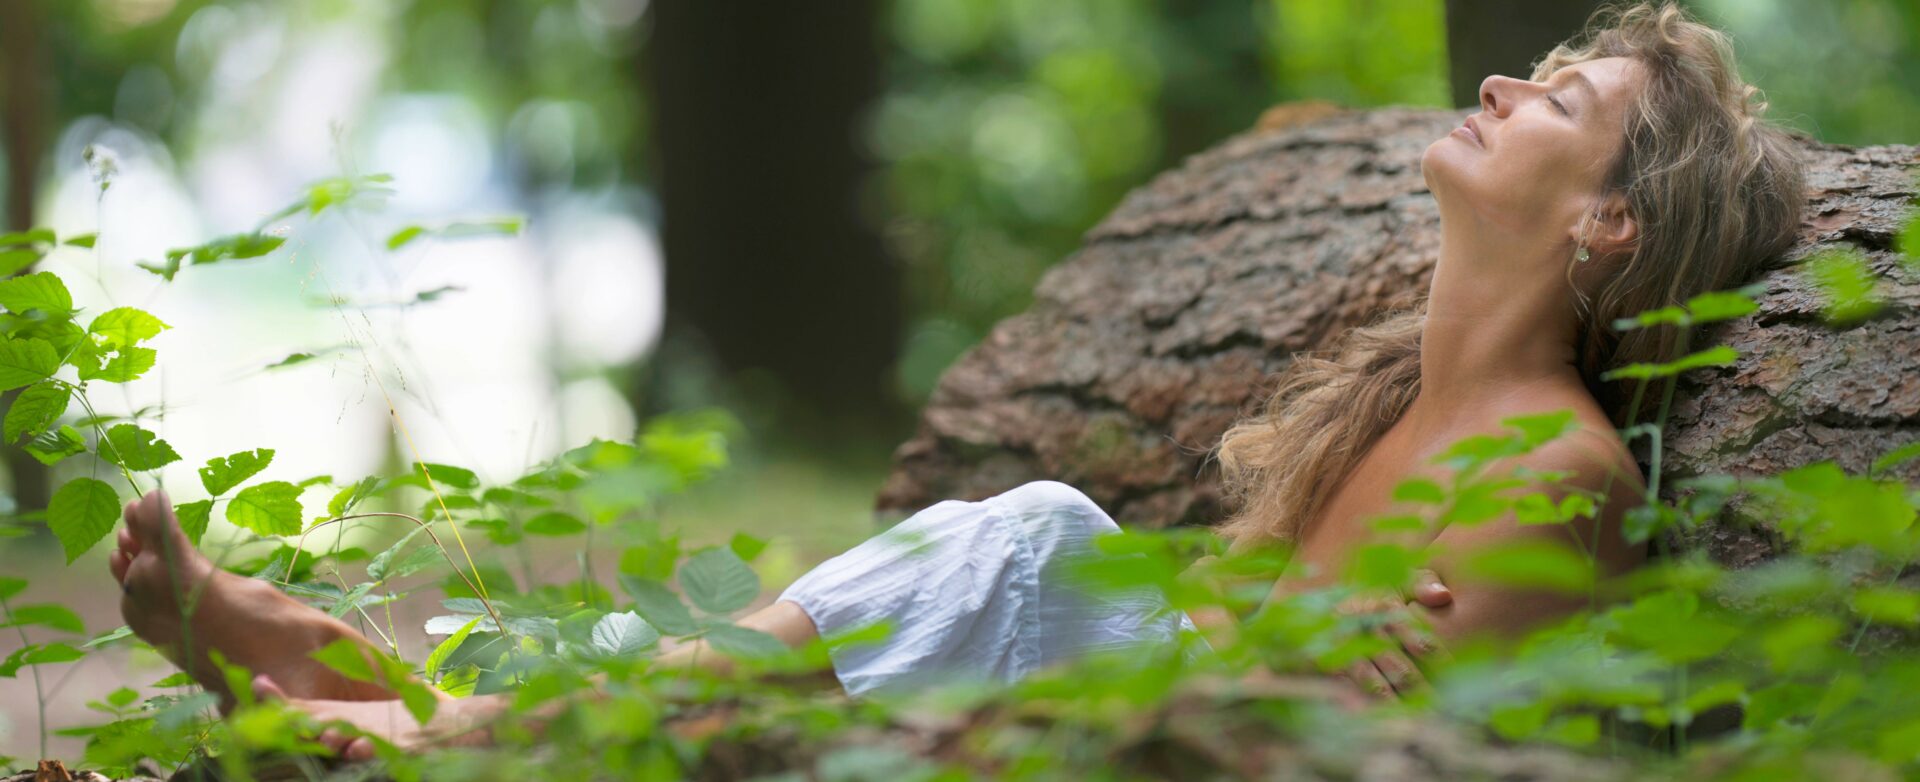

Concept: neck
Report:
left=1413, top=221, right=1585, bottom=423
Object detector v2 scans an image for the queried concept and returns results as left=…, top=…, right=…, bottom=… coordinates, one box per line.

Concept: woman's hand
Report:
left=251, top=674, right=501, bottom=760
left=1334, top=569, right=1453, bottom=702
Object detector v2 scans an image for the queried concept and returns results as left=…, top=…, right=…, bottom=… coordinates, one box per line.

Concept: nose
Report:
left=1478, top=74, right=1521, bottom=117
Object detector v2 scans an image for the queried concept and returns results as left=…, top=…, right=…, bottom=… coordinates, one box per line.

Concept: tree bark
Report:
left=642, top=1, right=905, bottom=440
left=1, top=0, right=53, bottom=515
left=1442, top=0, right=1606, bottom=108
left=875, top=104, right=1920, bottom=568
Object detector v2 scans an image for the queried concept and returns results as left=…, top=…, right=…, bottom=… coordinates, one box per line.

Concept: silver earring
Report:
left=1575, top=246, right=1590, bottom=263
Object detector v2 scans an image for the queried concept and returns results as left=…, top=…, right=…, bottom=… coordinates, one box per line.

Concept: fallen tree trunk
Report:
left=877, top=102, right=1920, bottom=566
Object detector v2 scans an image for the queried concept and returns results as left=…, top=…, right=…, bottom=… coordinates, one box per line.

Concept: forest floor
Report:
left=0, top=453, right=888, bottom=767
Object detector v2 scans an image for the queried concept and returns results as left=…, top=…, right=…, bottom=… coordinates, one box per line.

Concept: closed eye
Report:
left=1548, top=95, right=1570, bottom=117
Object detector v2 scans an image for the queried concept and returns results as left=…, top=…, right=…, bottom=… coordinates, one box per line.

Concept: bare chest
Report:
left=1284, top=424, right=1445, bottom=586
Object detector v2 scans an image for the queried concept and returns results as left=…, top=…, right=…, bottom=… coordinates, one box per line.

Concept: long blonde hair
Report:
left=1211, top=1, right=1807, bottom=547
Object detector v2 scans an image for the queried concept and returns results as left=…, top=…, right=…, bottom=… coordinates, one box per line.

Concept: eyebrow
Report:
left=1560, top=70, right=1600, bottom=114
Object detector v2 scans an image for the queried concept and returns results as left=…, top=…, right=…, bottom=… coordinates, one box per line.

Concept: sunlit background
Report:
left=1, top=0, right=1915, bottom=762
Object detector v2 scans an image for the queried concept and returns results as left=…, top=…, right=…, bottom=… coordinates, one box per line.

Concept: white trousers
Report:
left=777, top=480, right=1205, bottom=697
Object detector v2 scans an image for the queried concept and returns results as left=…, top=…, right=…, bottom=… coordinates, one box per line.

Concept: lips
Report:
left=1462, top=116, right=1484, bottom=148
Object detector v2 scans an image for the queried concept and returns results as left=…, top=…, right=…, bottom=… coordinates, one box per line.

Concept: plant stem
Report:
left=1, top=595, right=48, bottom=760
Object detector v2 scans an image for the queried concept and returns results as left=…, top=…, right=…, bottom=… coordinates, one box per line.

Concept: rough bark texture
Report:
left=876, top=103, right=1920, bottom=566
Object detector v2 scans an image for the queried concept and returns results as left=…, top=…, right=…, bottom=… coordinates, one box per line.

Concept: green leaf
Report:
left=702, top=624, right=787, bottom=660
left=1682, top=285, right=1764, bottom=325
left=326, top=582, right=378, bottom=618
left=680, top=547, right=759, bottom=615
left=64, top=233, right=97, bottom=249
left=0, top=337, right=59, bottom=391
left=1438, top=478, right=1524, bottom=526
left=199, top=448, right=275, bottom=496
left=618, top=536, right=681, bottom=581
left=265, top=174, right=394, bottom=221
left=266, top=351, right=316, bottom=368
left=0, top=271, right=74, bottom=315
left=618, top=576, right=696, bottom=636
left=18, top=319, right=84, bottom=356
left=0, top=249, right=38, bottom=276
left=589, top=611, right=660, bottom=658
left=49, top=478, right=121, bottom=563
left=5, top=603, right=84, bottom=634
left=480, top=486, right=549, bottom=508
left=1760, top=614, right=1844, bottom=673
left=386, top=217, right=524, bottom=251
left=1684, top=680, right=1749, bottom=716
left=0, top=576, right=24, bottom=601
left=24, top=424, right=85, bottom=465
left=523, top=511, right=585, bottom=536
left=138, top=233, right=286, bottom=281
left=0, top=228, right=55, bottom=247
left=729, top=532, right=768, bottom=563
left=81, top=625, right=135, bottom=649
left=1344, top=543, right=1421, bottom=590
left=1390, top=478, right=1446, bottom=505
left=99, top=424, right=181, bottom=471
left=1606, top=590, right=1740, bottom=663
left=104, top=685, right=139, bottom=709
left=0, top=642, right=85, bottom=677
left=1502, top=408, right=1578, bottom=449
left=78, top=346, right=157, bottom=383
left=1368, top=514, right=1427, bottom=533
left=173, top=500, right=212, bottom=545
left=1539, top=714, right=1600, bottom=747
left=0, top=248, right=39, bottom=277
left=4, top=381, right=68, bottom=443
left=385, top=225, right=426, bottom=250
left=309, top=638, right=389, bottom=687
left=227, top=481, right=304, bottom=536
left=1600, top=345, right=1739, bottom=381
left=328, top=476, right=381, bottom=518
left=409, top=461, right=479, bottom=490
left=367, top=526, right=430, bottom=582
left=1627, top=496, right=1687, bottom=542
left=1853, top=586, right=1920, bottom=627
left=1898, top=212, right=1920, bottom=272
left=88, top=307, right=171, bottom=349
left=426, top=616, right=481, bottom=681
left=398, top=680, right=439, bottom=727
left=1803, top=247, right=1881, bottom=326
left=1872, top=440, right=1920, bottom=477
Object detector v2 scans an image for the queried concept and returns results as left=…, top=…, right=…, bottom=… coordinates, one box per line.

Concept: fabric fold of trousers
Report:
left=776, top=480, right=1206, bottom=697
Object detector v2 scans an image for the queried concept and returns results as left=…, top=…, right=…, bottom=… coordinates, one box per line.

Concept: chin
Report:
left=1419, top=138, right=1455, bottom=200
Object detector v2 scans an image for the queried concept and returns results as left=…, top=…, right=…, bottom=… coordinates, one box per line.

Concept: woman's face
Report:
left=1422, top=56, right=1647, bottom=240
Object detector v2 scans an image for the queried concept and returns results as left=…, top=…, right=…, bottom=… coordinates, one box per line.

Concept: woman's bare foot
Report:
left=107, top=488, right=418, bottom=709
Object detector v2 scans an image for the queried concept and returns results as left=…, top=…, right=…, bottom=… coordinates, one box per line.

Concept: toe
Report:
left=109, top=549, right=128, bottom=583
left=117, top=527, right=137, bottom=557
left=318, top=728, right=348, bottom=754
left=252, top=674, right=289, bottom=703
left=344, top=737, right=376, bottom=762
left=131, top=489, right=190, bottom=554
left=127, top=494, right=160, bottom=548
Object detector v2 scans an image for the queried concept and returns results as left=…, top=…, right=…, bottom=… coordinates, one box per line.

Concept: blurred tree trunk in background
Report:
left=1442, top=0, right=1605, bottom=108
left=0, top=0, right=52, bottom=515
left=1152, top=2, right=1275, bottom=168
left=643, top=1, right=906, bottom=444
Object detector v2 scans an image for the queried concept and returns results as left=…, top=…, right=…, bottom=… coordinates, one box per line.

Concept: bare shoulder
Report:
left=1489, top=397, right=1647, bottom=506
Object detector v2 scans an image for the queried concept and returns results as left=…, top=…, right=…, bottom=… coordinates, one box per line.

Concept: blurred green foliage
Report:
left=14, top=0, right=1918, bottom=409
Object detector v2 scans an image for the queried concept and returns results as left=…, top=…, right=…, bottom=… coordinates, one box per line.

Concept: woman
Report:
left=107, top=0, right=1805, bottom=760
